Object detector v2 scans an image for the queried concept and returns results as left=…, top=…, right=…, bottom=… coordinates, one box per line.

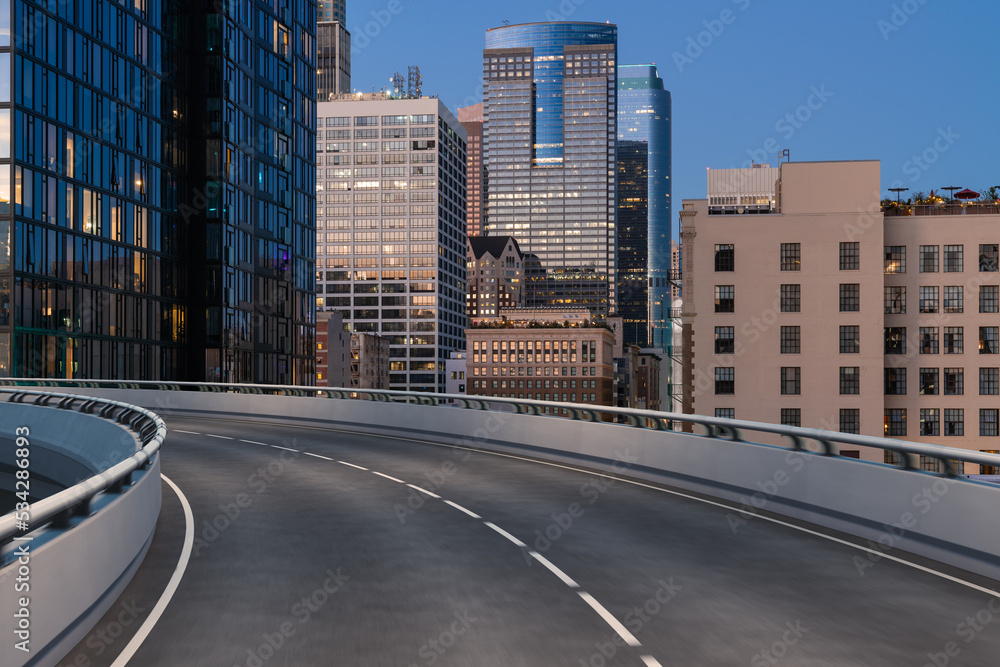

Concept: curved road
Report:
left=58, top=416, right=1000, bottom=666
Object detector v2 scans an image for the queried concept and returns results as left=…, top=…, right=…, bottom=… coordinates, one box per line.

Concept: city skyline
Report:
left=348, top=0, right=999, bottom=239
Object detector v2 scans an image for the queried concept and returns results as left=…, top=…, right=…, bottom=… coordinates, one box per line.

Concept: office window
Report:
left=840, top=409, right=860, bottom=435
left=839, top=325, right=860, bottom=353
left=715, top=326, right=734, bottom=354
left=840, top=367, right=860, bottom=395
left=885, top=286, right=906, bottom=314
left=780, top=326, right=800, bottom=354
left=715, top=285, right=734, bottom=313
left=780, top=367, right=800, bottom=395
left=944, top=367, right=963, bottom=395
left=944, top=327, right=963, bottom=354
left=780, top=284, right=800, bottom=313
left=839, top=242, right=859, bottom=270
left=714, top=244, right=734, bottom=271
left=919, top=286, right=938, bottom=313
left=780, top=243, right=800, bottom=271
left=715, top=367, right=734, bottom=394
left=920, top=327, right=939, bottom=354
left=884, top=367, right=906, bottom=395
left=980, top=368, right=999, bottom=395
left=919, top=245, right=939, bottom=273
left=943, top=245, right=963, bottom=272
left=715, top=408, right=735, bottom=420
left=981, top=327, right=999, bottom=354
left=980, top=285, right=999, bottom=313
left=780, top=408, right=801, bottom=427
left=920, top=408, right=940, bottom=436
left=919, top=368, right=939, bottom=395
left=885, top=409, right=907, bottom=436
left=839, top=284, right=859, bottom=312
left=980, top=411, right=999, bottom=437
left=943, top=286, right=963, bottom=313
left=885, top=327, right=906, bottom=354
left=980, top=244, right=999, bottom=272
left=944, top=409, right=964, bottom=436
left=884, top=246, right=905, bottom=274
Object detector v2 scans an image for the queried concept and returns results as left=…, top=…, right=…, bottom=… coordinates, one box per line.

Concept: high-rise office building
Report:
left=0, top=1, right=317, bottom=383
left=483, top=22, right=618, bottom=318
left=616, top=140, right=649, bottom=346
left=467, top=236, right=525, bottom=320
left=458, top=103, right=485, bottom=238
left=617, top=63, right=671, bottom=349
left=315, top=94, right=467, bottom=393
left=318, top=0, right=346, bottom=23
left=317, top=22, right=351, bottom=99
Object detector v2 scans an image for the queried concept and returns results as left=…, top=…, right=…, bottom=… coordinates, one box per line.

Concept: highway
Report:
left=57, top=415, right=1000, bottom=666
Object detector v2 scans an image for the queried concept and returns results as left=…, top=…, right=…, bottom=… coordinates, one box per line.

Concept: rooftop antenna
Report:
left=779, top=149, right=790, bottom=164
left=502, top=19, right=510, bottom=25
left=407, top=65, right=422, bottom=98
left=390, top=71, right=406, bottom=97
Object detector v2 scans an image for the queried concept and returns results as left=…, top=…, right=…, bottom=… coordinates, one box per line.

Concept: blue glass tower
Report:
left=483, top=22, right=618, bottom=317
left=617, top=64, right=671, bottom=349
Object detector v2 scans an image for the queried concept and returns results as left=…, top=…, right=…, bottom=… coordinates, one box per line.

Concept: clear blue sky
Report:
left=346, top=0, right=999, bottom=238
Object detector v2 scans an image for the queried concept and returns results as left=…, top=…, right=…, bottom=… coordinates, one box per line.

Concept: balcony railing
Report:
left=883, top=203, right=1000, bottom=217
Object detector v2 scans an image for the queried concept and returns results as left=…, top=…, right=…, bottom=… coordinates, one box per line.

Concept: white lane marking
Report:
left=372, top=471, right=405, bottom=483
left=110, top=474, right=194, bottom=667
left=173, top=430, right=200, bottom=435
left=304, top=452, right=333, bottom=461
left=338, top=460, right=369, bottom=471
left=239, top=439, right=269, bottom=446
left=641, top=656, right=663, bottom=667
left=177, top=418, right=1000, bottom=600
left=444, top=500, right=481, bottom=519
left=407, top=484, right=441, bottom=498
left=204, top=434, right=233, bottom=440
left=483, top=522, right=526, bottom=548
left=529, top=551, right=579, bottom=588
left=577, top=592, right=642, bottom=648
left=270, top=445, right=299, bottom=452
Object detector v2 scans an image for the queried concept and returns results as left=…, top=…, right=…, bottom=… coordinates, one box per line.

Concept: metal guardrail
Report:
left=0, top=389, right=167, bottom=545
left=3, top=379, right=999, bottom=480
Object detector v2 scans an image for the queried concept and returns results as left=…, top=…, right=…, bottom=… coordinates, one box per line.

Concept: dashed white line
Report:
left=270, top=445, right=299, bottom=452
left=304, top=452, right=333, bottom=461
left=483, top=522, right=526, bottom=548
left=407, top=484, right=441, bottom=498
left=204, top=434, right=233, bottom=440
left=173, top=430, right=200, bottom=435
left=338, top=460, right=369, bottom=471
left=577, top=592, right=642, bottom=648
left=444, top=500, right=481, bottom=519
left=239, top=439, right=269, bottom=446
left=529, top=551, right=579, bottom=588
left=641, top=656, right=663, bottom=667
left=372, top=471, right=405, bottom=483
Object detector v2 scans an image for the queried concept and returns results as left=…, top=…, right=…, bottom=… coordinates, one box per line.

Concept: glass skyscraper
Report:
left=617, top=63, right=671, bottom=349
left=617, top=140, right=649, bottom=347
left=483, top=22, right=618, bottom=318
left=0, top=0, right=317, bottom=383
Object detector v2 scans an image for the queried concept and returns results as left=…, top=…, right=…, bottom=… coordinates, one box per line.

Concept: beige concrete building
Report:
left=466, top=316, right=615, bottom=407
left=682, top=159, right=1000, bottom=473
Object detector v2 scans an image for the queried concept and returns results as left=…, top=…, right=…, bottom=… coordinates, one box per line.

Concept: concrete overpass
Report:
left=2, top=382, right=1000, bottom=666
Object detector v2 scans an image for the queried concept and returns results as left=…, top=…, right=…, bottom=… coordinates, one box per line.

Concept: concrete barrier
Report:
left=0, top=402, right=161, bottom=667
left=49, top=387, right=1000, bottom=582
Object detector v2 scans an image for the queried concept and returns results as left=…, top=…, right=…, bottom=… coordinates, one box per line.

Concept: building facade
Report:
left=466, top=322, right=615, bottom=406
left=617, top=64, right=672, bottom=349
left=1, top=0, right=316, bottom=383
left=467, top=235, right=524, bottom=321
left=445, top=350, right=467, bottom=395
left=350, top=331, right=389, bottom=389
left=317, top=311, right=350, bottom=387
left=317, top=22, right=351, bottom=100
left=483, top=22, right=618, bottom=318
left=616, top=140, right=648, bottom=346
left=458, top=103, right=485, bottom=238
left=315, top=94, right=467, bottom=393
left=682, top=159, right=1000, bottom=472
